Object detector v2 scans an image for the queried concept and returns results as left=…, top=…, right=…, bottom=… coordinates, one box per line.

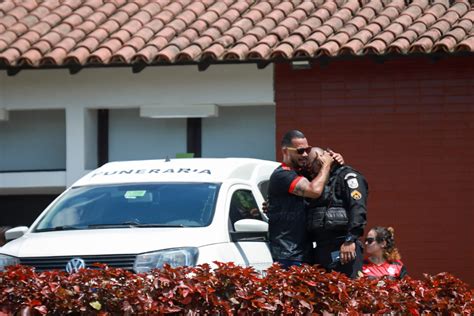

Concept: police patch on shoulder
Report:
left=344, top=172, right=357, bottom=180
left=347, top=178, right=359, bottom=189
left=351, top=190, right=362, bottom=200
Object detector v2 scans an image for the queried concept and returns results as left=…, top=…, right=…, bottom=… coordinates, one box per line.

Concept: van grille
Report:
left=20, top=254, right=136, bottom=272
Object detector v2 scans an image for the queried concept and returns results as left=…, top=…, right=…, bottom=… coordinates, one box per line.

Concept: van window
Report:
left=229, top=190, right=263, bottom=230
left=34, top=183, right=220, bottom=230
left=258, top=180, right=269, bottom=199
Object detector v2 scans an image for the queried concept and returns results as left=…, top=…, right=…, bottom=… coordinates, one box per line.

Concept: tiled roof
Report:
left=0, top=0, right=473, bottom=69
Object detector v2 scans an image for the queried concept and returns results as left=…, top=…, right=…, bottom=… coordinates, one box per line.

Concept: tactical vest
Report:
left=306, top=166, right=349, bottom=234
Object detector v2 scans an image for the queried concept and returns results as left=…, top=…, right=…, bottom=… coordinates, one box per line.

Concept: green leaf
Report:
left=89, top=301, right=102, bottom=310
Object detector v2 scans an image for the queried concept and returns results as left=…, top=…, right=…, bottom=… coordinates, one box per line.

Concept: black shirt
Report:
left=267, top=163, right=312, bottom=262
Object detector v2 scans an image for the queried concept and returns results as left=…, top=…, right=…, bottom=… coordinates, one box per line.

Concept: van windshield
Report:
left=34, top=183, right=220, bottom=231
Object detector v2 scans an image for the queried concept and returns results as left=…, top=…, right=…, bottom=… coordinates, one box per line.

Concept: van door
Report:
left=227, top=186, right=273, bottom=272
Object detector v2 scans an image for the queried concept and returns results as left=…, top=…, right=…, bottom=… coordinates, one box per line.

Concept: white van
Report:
left=0, top=158, right=278, bottom=273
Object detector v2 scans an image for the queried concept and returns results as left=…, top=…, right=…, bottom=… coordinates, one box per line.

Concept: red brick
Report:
left=275, top=55, right=474, bottom=285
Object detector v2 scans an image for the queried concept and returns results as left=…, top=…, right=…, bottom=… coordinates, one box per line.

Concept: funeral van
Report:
left=0, top=158, right=278, bottom=273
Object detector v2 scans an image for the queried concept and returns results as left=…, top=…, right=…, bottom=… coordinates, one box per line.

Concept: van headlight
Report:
left=0, top=254, right=19, bottom=271
left=133, top=247, right=199, bottom=273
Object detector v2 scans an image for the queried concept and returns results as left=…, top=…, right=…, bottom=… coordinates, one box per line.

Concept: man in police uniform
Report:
left=306, top=147, right=368, bottom=278
left=267, top=130, right=335, bottom=268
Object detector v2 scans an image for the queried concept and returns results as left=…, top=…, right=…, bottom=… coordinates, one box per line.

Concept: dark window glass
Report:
left=258, top=180, right=269, bottom=199
left=229, top=190, right=263, bottom=230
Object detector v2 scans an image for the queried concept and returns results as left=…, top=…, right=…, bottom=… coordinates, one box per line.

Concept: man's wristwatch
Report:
left=344, top=235, right=357, bottom=244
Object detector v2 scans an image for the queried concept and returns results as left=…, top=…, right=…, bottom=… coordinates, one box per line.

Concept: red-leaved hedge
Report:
left=0, top=262, right=472, bottom=315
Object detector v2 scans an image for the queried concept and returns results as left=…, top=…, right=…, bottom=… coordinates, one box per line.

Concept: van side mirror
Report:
left=5, top=226, right=28, bottom=241
left=230, top=219, right=268, bottom=242
left=234, top=219, right=268, bottom=232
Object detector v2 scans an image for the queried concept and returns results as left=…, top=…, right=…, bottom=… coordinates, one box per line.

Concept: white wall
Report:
left=0, top=110, right=66, bottom=171
left=202, top=106, right=275, bottom=160
left=0, top=65, right=273, bottom=109
left=109, top=109, right=187, bottom=161
left=0, top=64, right=274, bottom=193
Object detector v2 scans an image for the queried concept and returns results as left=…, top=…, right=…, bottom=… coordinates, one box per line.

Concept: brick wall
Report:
left=275, top=56, right=474, bottom=285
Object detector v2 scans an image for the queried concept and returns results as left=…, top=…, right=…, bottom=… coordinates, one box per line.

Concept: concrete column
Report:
left=65, top=107, right=87, bottom=186
left=0, top=73, right=4, bottom=110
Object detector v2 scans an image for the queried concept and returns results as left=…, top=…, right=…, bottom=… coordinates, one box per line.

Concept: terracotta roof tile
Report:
left=41, top=32, right=62, bottom=47
left=144, top=18, right=165, bottom=33
left=0, top=47, right=20, bottom=65
left=202, top=26, right=222, bottom=39
left=201, top=42, right=225, bottom=60
left=294, top=40, right=319, bottom=57
left=122, top=19, right=144, bottom=35
left=0, top=0, right=472, bottom=68
left=410, top=36, right=434, bottom=52
left=1, top=15, right=17, bottom=29
left=28, top=6, right=51, bottom=21
left=176, top=44, right=201, bottom=61
left=7, top=6, right=28, bottom=21
left=223, top=26, right=244, bottom=43
left=8, top=22, right=27, bottom=36
left=266, top=8, right=286, bottom=24
left=55, top=37, right=77, bottom=52
left=64, top=46, right=89, bottom=65
left=197, top=33, right=215, bottom=47
left=19, top=49, right=42, bottom=66
left=126, top=36, right=147, bottom=52
left=73, top=5, right=94, bottom=20
left=271, top=42, right=294, bottom=58
left=326, top=16, right=345, bottom=31
left=99, top=38, right=122, bottom=54
left=309, top=31, right=329, bottom=45
left=258, top=33, right=280, bottom=48
left=318, top=40, right=341, bottom=56
left=67, top=29, right=86, bottom=42
left=155, top=44, right=180, bottom=62
left=293, top=1, right=317, bottom=17
left=329, top=32, right=351, bottom=47
left=10, top=38, right=30, bottom=54
left=0, top=2, right=16, bottom=13
left=456, top=35, right=474, bottom=52
left=246, top=25, right=267, bottom=39
left=111, top=45, right=137, bottom=63
left=248, top=43, right=272, bottom=59
left=133, top=45, right=158, bottom=63
left=110, top=10, right=131, bottom=26
left=87, top=47, right=112, bottom=64
left=292, top=24, right=313, bottom=38
left=63, top=14, right=84, bottom=28
left=31, top=40, right=51, bottom=54
left=349, top=16, right=369, bottom=29
left=41, top=47, right=67, bottom=65
left=78, top=37, right=100, bottom=52
left=409, top=21, right=429, bottom=35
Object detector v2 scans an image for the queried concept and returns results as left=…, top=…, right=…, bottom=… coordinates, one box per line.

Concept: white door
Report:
left=227, top=186, right=273, bottom=272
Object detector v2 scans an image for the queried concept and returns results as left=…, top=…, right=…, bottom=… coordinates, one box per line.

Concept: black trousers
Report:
left=313, top=239, right=363, bottom=279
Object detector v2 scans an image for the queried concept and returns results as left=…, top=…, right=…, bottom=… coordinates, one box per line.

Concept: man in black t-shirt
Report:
left=267, top=130, right=335, bottom=268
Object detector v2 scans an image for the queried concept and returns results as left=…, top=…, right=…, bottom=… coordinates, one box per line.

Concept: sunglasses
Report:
left=287, top=146, right=312, bottom=155
left=365, top=237, right=376, bottom=245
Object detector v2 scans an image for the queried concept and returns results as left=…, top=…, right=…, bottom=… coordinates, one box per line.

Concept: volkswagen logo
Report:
left=65, top=258, right=86, bottom=273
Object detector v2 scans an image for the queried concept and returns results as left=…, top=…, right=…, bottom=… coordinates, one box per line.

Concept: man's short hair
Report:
left=311, top=147, right=324, bottom=155
left=281, top=130, right=305, bottom=147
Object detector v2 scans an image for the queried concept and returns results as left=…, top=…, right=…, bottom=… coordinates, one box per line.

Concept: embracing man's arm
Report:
left=291, top=155, right=333, bottom=199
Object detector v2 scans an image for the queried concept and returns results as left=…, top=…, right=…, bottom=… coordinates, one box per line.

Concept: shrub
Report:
left=0, top=263, right=472, bottom=315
